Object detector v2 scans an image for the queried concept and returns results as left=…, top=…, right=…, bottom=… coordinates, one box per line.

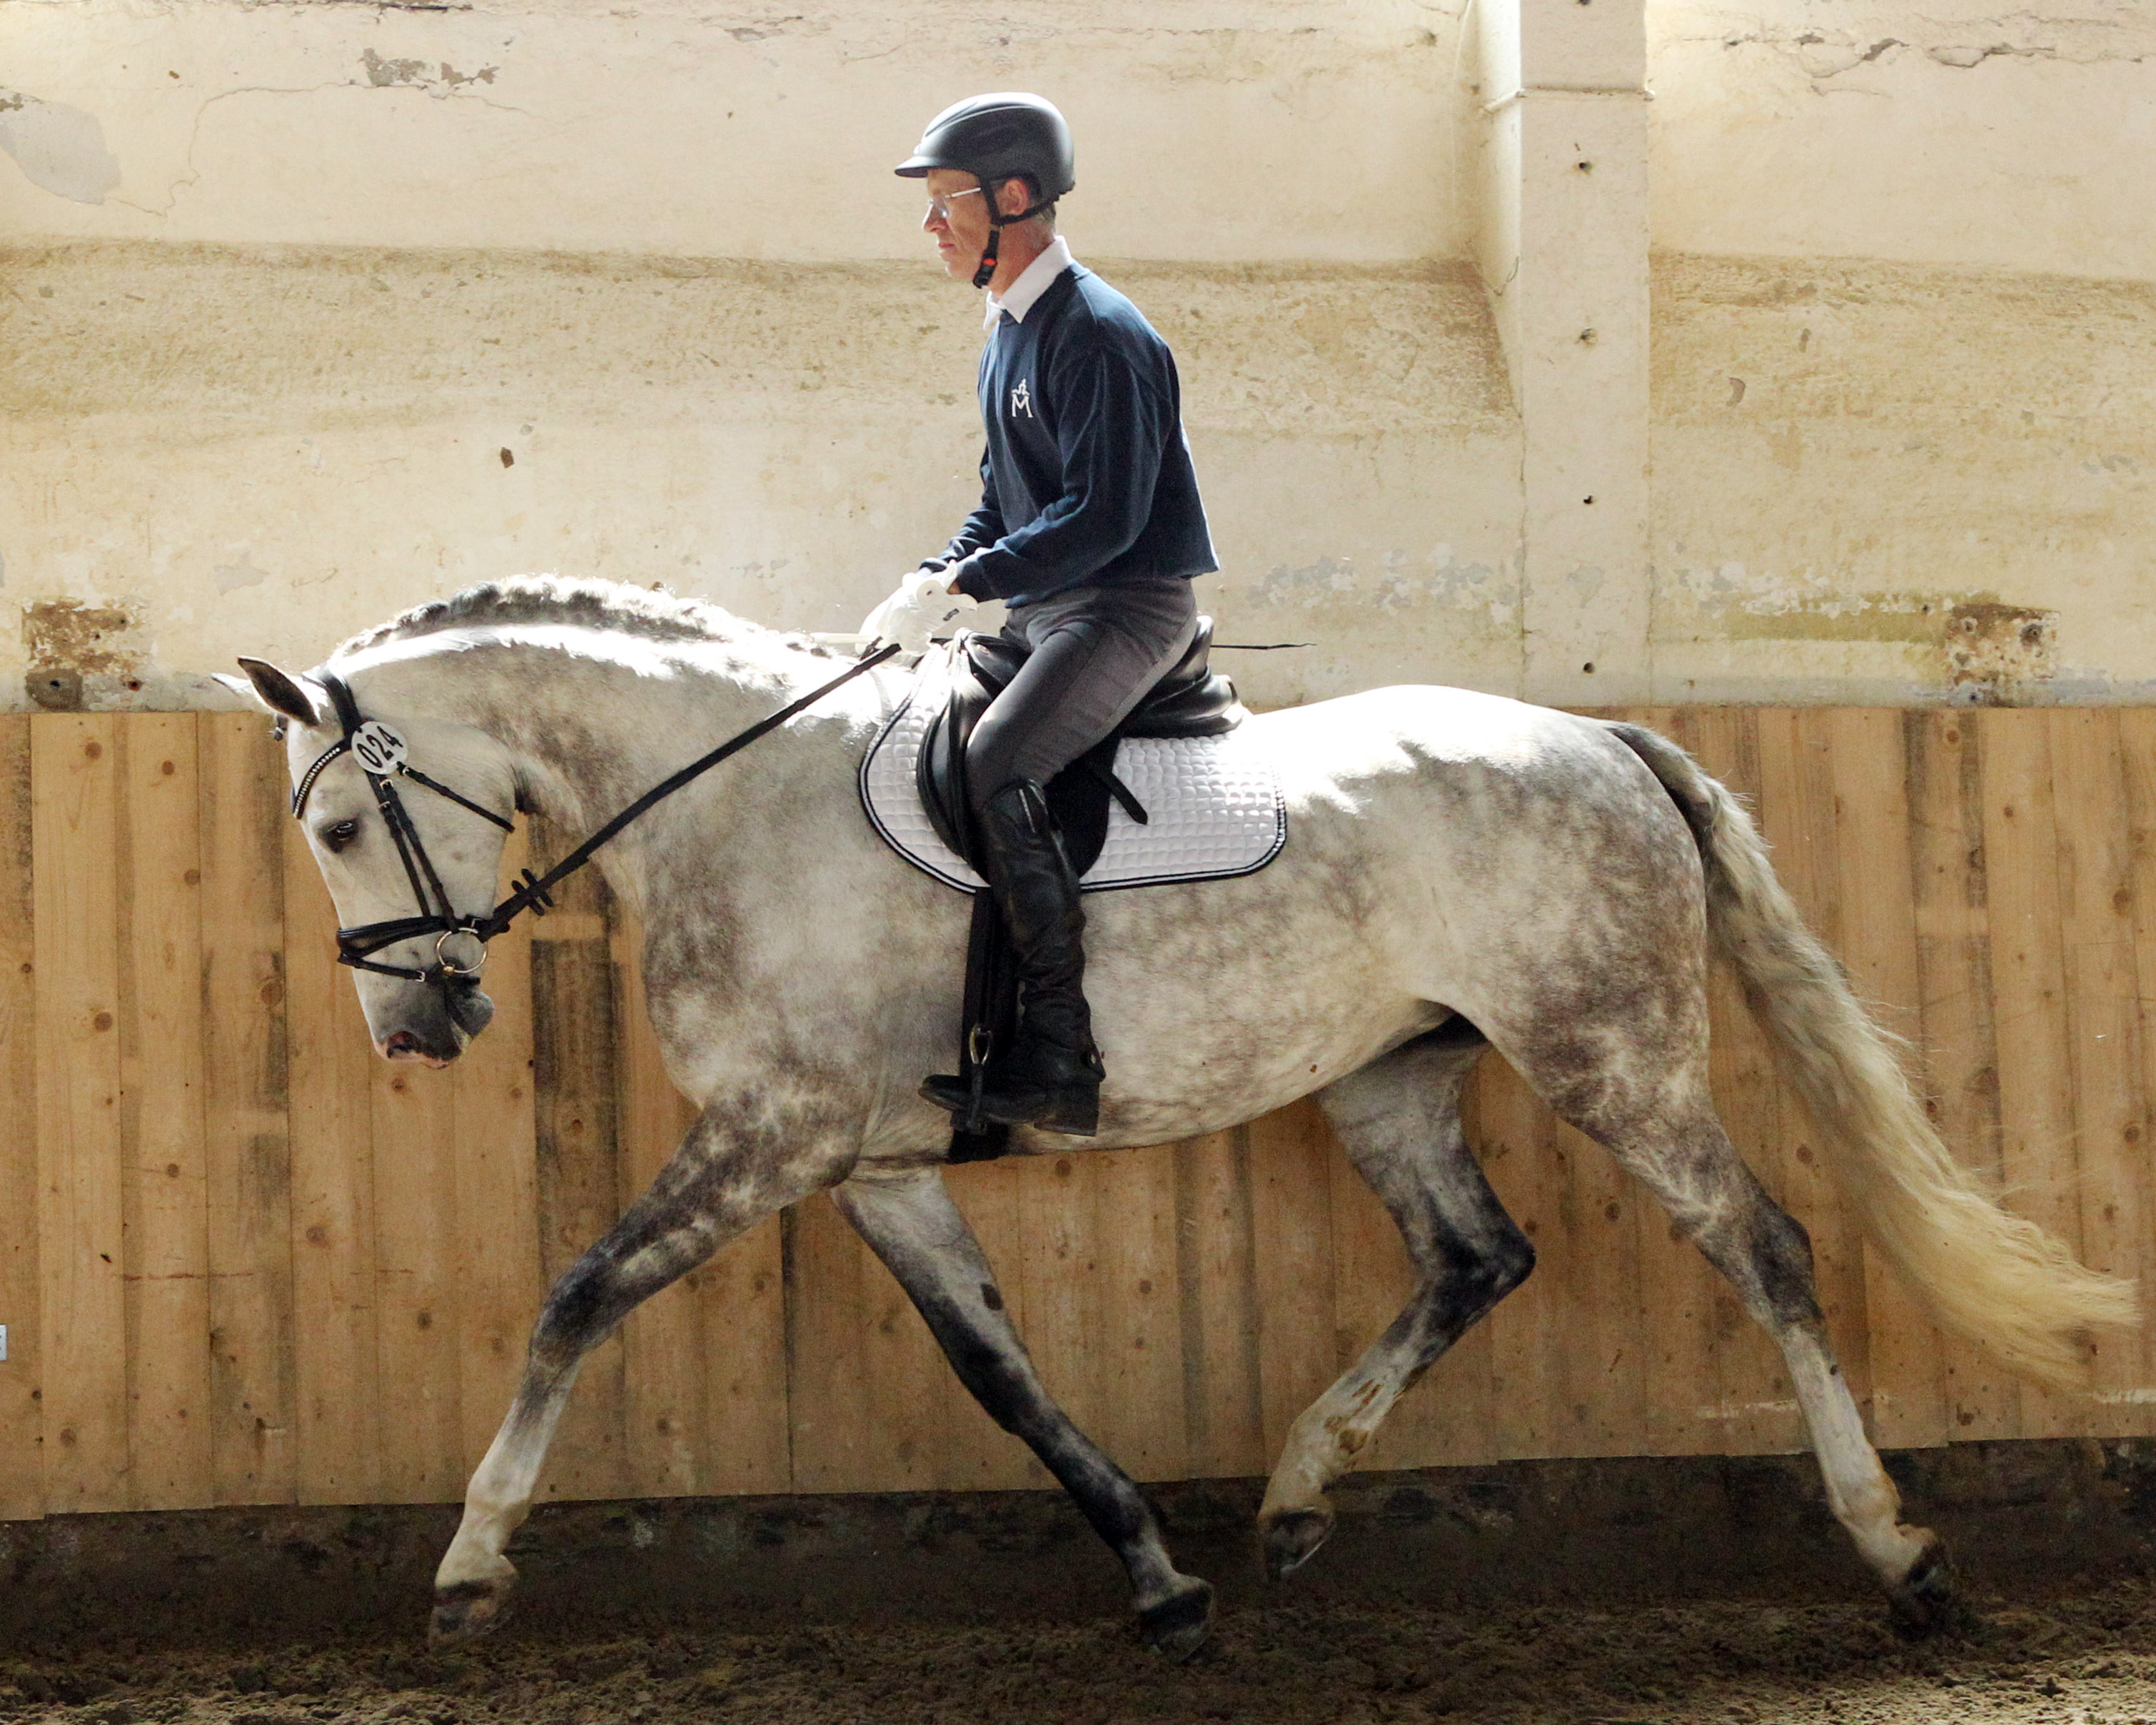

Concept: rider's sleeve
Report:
left=947, top=346, right=1167, bottom=604
left=917, top=451, right=1006, bottom=574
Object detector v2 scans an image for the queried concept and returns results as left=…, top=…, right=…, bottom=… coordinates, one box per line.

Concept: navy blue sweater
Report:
left=927, top=264, right=1217, bottom=608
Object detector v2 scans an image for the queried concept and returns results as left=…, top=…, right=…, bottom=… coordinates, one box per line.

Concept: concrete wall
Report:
left=0, top=0, right=2149, bottom=711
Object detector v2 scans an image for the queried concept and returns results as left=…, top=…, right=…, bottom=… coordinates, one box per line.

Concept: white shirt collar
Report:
left=984, top=236, right=1075, bottom=328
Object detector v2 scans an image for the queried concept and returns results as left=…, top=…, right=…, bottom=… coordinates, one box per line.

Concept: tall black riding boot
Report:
left=921, top=779, right=1104, bottom=1136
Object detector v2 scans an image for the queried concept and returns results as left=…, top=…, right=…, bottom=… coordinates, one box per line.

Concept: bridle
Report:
left=291, top=643, right=901, bottom=991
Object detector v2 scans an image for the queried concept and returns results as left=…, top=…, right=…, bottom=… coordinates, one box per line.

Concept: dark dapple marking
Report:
left=234, top=576, right=2132, bottom=1659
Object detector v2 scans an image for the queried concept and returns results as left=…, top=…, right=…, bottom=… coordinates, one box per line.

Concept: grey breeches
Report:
left=964, top=575, right=1200, bottom=816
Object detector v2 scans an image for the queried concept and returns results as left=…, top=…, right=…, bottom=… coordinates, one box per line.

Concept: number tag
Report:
left=352, top=720, right=409, bottom=775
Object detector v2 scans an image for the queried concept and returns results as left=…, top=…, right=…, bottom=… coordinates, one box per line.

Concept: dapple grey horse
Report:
left=231, top=576, right=2134, bottom=1658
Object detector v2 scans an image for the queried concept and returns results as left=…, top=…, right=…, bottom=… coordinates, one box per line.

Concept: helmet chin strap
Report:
left=971, top=180, right=1054, bottom=292
left=972, top=222, right=1001, bottom=292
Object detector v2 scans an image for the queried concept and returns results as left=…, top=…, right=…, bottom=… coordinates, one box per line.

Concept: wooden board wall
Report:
left=1, top=705, right=2152, bottom=1519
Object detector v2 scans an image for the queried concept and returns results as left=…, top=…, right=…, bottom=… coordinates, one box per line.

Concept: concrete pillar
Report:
left=1471, top=0, right=1653, bottom=705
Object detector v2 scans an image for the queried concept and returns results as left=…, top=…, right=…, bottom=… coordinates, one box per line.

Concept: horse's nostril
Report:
left=385, top=1030, right=421, bottom=1057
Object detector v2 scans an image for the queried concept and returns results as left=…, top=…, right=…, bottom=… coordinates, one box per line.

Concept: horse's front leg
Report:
left=834, top=1165, right=1215, bottom=1659
left=430, top=1111, right=844, bottom=1643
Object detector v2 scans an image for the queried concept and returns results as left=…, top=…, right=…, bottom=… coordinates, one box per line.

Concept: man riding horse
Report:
left=884, top=91, right=1219, bottom=1139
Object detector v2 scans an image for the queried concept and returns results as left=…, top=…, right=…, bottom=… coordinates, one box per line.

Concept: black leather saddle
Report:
left=916, top=614, right=1244, bottom=1165
left=915, top=615, right=1245, bottom=877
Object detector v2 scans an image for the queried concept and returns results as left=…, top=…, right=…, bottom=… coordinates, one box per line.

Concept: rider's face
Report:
left=922, top=169, right=991, bottom=281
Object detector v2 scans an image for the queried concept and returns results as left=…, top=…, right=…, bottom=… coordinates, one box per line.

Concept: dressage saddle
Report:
left=915, top=615, right=1246, bottom=878
left=915, top=617, right=1245, bottom=1162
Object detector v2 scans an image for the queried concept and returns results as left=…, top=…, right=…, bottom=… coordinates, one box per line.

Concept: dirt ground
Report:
left=0, top=1580, right=2150, bottom=1725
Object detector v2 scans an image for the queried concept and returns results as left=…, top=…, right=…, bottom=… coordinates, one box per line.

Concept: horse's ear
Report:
left=233, top=658, right=320, bottom=726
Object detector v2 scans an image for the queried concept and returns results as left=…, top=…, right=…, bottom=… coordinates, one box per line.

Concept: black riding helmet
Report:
left=897, top=93, right=1075, bottom=290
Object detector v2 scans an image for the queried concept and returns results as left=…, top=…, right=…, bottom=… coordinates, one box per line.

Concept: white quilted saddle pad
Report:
left=859, top=696, right=1287, bottom=895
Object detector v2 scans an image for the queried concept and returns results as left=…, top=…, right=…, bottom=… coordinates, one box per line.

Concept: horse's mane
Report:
left=333, top=574, right=837, bottom=662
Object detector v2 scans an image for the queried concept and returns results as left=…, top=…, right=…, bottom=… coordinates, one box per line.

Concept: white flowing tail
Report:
left=1609, top=723, right=2140, bottom=1389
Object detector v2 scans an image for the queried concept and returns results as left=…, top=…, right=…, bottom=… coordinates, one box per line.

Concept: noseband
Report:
left=290, top=644, right=902, bottom=992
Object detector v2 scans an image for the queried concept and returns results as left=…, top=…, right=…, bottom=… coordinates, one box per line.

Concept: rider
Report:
left=892, top=92, right=1218, bottom=1137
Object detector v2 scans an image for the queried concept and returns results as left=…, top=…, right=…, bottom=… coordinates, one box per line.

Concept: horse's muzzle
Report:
left=377, top=981, right=493, bottom=1066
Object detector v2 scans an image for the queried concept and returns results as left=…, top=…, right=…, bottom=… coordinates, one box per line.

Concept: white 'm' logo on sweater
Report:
left=1009, top=379, right=1033, bottom=418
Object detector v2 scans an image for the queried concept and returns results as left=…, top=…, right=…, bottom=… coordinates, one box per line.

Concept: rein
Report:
left=294, top=643, right=902, bottom=988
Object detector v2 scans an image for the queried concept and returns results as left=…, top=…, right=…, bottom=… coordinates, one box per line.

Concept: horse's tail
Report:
left=1605, top=720, right=2139, bottom=1389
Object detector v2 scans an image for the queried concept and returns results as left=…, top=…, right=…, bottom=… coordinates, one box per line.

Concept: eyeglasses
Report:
left=922, top=186, right=985, bottom=223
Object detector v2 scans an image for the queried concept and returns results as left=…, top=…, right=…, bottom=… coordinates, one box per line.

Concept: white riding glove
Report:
left=860, top=570, right=981, bottom=654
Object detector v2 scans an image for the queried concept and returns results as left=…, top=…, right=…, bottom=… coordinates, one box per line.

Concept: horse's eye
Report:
left=321, top=818, right=361, bottom=854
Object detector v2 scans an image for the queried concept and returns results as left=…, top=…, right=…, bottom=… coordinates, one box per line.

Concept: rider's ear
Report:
left=231, top=658, right=321, bottom=726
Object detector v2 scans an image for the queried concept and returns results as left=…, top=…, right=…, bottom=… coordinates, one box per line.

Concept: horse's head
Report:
left=229, top=655, right=518, bottom=1066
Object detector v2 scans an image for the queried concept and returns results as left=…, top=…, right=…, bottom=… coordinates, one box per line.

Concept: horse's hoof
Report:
left=1261, top=1504, right=1335, bottom=1580
left=1886, top=1532, right=1965, bottom=1639
left=1137, top=1578, right=1214, bottom=1662
left=430, top=1576, right=515, bottom=1644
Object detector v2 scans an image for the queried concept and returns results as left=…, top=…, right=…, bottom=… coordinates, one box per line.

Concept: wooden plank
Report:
left=783, top=1190, right=879, bottom=1492
left=613, top=907, right=721, bottom=1500
left=451, top=826, right=543, bottom=1481
left=613, top=905, right=790, bottom=1502
left=1168, top=1130, right=1267, bottom=1479
left=1089, top=1144, right=1186, bottom=1481
left=2047, top=710, right=2155, bottom=1430
left=1417, top=1073, right=1501, bottom=1467
left=2112, top=706, right=2156, bottom=1430
left=1474, top=1055, right=1569, bottom=1460
left=26, top=701, right=2156, bottom=1507
left=1676, top=710, right=1802, bottom=1455
left=1245, top=1101, right=1341, bottom=1464
left=1012, top=1141, right=1186, bottom=1483
left=930, top=1160, right=1039, bottom=1491
left=1320, top=1099, right=1433, bottom=1472
left=524, top=826, right=628, bottom=1504
left=1978, top=710, right=2085, bottom=1440
left=34, top=715, right=129, bottom=1513
left=1903, top=708, right=2017, bottom=1443
left=198, top=714, right=299, bottom=1505
left=1820, top=710, right=1950, bottom=1451
left=116, top=715, right=213, bottom=1511
left=283, top=816, right=383, bottom=1505
left=1633, top=707, right=1734, bottom=1459
left=0, top=718, right=41, bottom=1520
left=1734, top=708, right=1859, bottom=1453
left=369, top=1039, right=463, bottom=1502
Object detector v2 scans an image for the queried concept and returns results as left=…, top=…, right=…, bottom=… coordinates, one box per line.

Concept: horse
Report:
left=228, top=575, right=2135, bottom=1659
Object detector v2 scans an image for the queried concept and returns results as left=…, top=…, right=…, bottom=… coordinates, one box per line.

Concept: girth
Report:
left=918, top=615, right=1244, bottom=1162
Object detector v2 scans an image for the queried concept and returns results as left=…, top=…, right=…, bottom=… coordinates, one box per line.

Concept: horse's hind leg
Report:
left=431, top=1115, right=843, bottom=1643
left=1501, top=1021, right=1954, bottom=1629
left=1260, top=1020, right=1536, bottom=1579
left=834, top=1166, right=1216, bottom=1659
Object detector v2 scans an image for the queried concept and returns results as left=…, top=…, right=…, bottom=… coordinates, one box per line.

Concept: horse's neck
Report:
left=381, top=634, right=796, bottom=922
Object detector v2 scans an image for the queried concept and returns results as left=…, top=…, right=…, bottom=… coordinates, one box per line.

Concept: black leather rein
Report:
left=294, top=643, right=902, bottom=989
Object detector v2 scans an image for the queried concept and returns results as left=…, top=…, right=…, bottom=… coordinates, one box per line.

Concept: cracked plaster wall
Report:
left=0, top=0, right=1465, bottom=261
left=0, top=244, right=1520, bottom=712
left=1648, top=0, right=2156, bottom=279
left=1651, top=255, right=2156, bottom=703
left=0, top=0, right=2150, bottom=709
